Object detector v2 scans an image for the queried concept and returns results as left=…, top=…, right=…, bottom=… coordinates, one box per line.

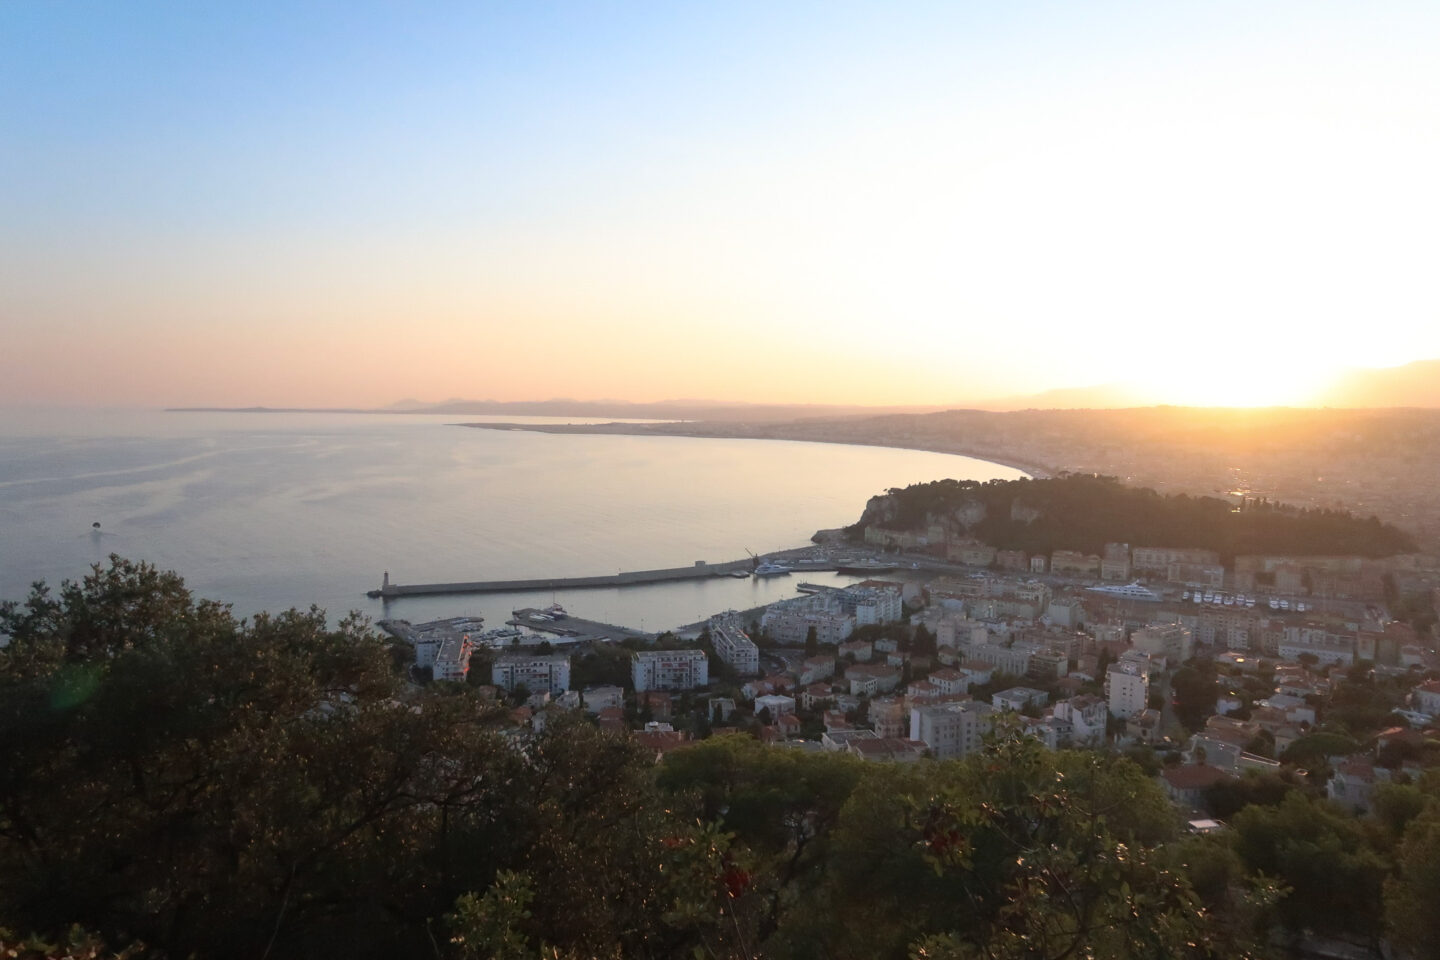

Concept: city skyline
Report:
left=4, top=1, right=1438, bottom=409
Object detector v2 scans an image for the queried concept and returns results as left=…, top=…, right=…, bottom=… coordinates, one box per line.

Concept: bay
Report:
left=0, top=410, right=1026, bottom=632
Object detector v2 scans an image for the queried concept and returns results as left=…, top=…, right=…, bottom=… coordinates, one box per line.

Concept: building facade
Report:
left=492, top=654, right=572, bottom=695
left=910, top=701, right=995, bottom=760
left=632, top=649, right=709, bottom=692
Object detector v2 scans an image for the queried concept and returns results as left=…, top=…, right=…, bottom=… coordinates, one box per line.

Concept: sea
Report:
left=0, top=410, right=1026, bottom=633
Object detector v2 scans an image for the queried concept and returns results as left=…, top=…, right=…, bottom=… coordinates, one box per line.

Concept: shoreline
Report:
left=456, top=421, right=1053, bottom=480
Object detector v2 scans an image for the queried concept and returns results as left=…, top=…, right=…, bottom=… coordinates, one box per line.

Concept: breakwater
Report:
left=369, top=556, right=850, bottom=599
left=371, top=559, right=755, bottom=599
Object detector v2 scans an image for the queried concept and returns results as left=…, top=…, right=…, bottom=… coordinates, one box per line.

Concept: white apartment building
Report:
left=632, top=649, right=709, bottom=692
left=492, top=654, right=571, bottom=695
left=1052, top=694, right=1108, bottom=743
left=910, top=701, right=995, bottom=760
left=966, top=642, right=1034, bottom=677
left=433, top=637, right=475, bottom=682
left=754, top=694, right=797, bottom=717
left=760, top=595, right=856, bottom=645
left=836, top=586, right=903, bottom=625
left=710, top=617, right=761, bottom=675
left=1105, top=661, right=1150, bottom=718
left=1277, top=636, right=1355, bottom=667
left=991, top=686, right=1049, bottom=712
left=1132, top=547, right=1221, bottom=575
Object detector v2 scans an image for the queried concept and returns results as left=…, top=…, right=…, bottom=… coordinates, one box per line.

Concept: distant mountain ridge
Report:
left=169, top=398, right=952, bottom=422
left=1316, top=358, right=1440, bottom=408
left=169, top=358, right=1440, bottom=418
left=981, top=358, right=1440, bottom=410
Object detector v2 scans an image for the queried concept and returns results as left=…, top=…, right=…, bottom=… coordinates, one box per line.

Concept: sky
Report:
left=3, top=1, right=1439, bottom=409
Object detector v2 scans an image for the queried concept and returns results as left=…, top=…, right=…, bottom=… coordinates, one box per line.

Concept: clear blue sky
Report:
left=4, top=1, right=1439, bottom=407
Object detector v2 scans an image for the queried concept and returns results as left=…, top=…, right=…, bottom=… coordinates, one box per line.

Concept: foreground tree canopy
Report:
left=1, top=558, right=1433, bottom=958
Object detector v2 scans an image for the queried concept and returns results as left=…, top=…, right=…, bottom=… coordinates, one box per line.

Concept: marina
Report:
left=507, top=607, right=655, bottom=643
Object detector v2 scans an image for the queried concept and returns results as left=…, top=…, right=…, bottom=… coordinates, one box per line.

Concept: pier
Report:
left=369, top=559, right=759, bottom=599
left=507, top=608, right=653, bottom=643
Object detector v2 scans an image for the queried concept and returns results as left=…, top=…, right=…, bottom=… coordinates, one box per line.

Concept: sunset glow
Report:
left=3, top=2, right=1439, bottom=409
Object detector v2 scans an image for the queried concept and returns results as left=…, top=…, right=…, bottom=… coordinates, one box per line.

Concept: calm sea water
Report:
left=0, top=410, right=1025, bottom=631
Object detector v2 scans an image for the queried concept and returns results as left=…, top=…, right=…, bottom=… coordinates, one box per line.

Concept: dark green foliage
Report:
left=5, top=557, right=1437, bottom=959
left=1279, top=731, right=1362, bottom=767
left=1231, top=792, right=1389, bottom=942
left=860, top=475, right=1416, bottom=561
left=1204, top=770, right=1306, bottom=820
left=1170, top=663, right=1217, bottom=732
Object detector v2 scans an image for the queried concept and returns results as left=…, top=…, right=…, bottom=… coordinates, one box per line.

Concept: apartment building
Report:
left=631, top=649, right=709, bottom=692
left=492, top=654, right=571, bottom=695
left=910, top=701, right=995, bottom=760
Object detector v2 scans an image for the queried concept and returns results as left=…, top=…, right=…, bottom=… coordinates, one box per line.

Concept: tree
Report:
left=912, top=623, right=936, bottom=658
left=656, top=736, right=864, bottom=943
left=905, top=730, right=1263, bottom=959
left=1231, top=791, right=1389, bottom=943
left=1384, top=807, right=1440, bottom=953
left=1170, top=665, right=1216, bottom=731
left=804, top=626, right=818, bottom=658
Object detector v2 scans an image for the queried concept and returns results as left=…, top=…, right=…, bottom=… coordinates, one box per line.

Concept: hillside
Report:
left=853, top=475, right=1418, bottom=561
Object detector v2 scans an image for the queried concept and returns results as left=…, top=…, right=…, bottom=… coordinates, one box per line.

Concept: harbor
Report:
left=370, top=559, right=755, bottom=598
left=367, top=553, right=856, bottom=600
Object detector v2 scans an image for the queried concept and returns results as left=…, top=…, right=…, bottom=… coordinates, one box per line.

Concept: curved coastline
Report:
left=455, top=421, right=1051, bottom=481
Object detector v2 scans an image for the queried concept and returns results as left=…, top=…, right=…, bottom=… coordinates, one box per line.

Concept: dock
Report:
left=367, top=551, right=857, bottom=601
left=507, top=608, right=653, bottom=643
left=369, top=559, right=758, bottom=599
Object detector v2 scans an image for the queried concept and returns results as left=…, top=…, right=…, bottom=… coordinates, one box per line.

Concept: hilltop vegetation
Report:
left=5, top=559, right=1440, bottom=958
left=854, top=474, right=1417, bottom=561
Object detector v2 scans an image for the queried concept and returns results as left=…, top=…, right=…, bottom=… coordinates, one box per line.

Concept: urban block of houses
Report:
left=1257, top=693, right=1316, bottom=726
left=928, top=667, right=971, bottom=696
left=822, top=728, right=878, bottom=752
left=1050, top=550, right=1101, bottom=578
left=1328, top=756, right=1381, bottom=813
left=991, top=686, right=1049, bottom=712
left=754, top=694, right=797, bottom=718
left=1022, top=715, right=1074, bottom=750
left=639, top=691, right=673, bottom=720
left=1412, top=679, right=1440, bottom=718
left=801, top=683, right=834, bottom=710
left=846, top=663, right=901, bottom=697
left=1052, top=694, right=1108, bottom=743
left=799, top=656, right=836, bottom=685
left=1131, top=623, right=1194, bottom=664
left=583, top=685, right=625, bottom=714
left=966, top=642, right=1034, bottom=677
left=1160, top=763, right=1233, bottom=807
left=869, top=697, right=908, bottom=738
left=1127, top=708, right=1162, bottom=743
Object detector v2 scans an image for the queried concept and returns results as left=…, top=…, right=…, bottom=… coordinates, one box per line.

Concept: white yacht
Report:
left=1086, top=581, right=1163, bottom=602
